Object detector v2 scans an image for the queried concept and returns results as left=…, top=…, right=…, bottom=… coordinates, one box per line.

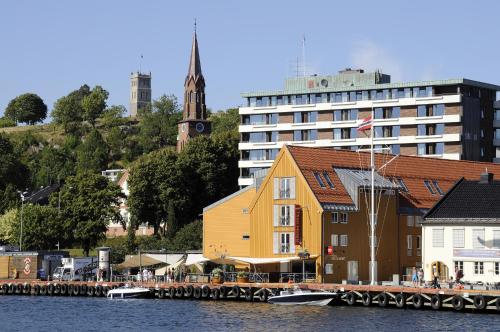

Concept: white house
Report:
left=422, top=173, right=500, bottom=284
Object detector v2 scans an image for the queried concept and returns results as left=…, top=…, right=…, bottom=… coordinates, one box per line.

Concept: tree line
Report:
left=0, top=86, right=240, bottom=257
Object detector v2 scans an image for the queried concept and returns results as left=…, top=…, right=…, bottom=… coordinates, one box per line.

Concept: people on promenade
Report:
left=137, top=271, right=142, bottom=282
left=411, top=268, right=418, bottom=287
left=432, top=271, right=441, bottom=289
left=417, top=268, right=424, bottom=286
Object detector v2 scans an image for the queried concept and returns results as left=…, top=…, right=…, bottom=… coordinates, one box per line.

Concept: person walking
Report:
left=432, top=270, right=441, bottom=289
left=417, top=268, right=424, bottom=286
left=411, top=268, right=418, bottom=287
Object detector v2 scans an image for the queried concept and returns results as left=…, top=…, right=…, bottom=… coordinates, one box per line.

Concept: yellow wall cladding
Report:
left=203, top=187, right=255, bottom=259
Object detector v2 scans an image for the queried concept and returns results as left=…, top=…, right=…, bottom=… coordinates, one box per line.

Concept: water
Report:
left=0, top=296, right=498, bottom=332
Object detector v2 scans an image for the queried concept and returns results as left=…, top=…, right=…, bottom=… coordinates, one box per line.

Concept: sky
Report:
left=1, top=0, right=500, bottom=117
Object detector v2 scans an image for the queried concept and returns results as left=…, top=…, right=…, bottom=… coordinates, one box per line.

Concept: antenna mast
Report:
left=302, top=34, right=306, bottom=77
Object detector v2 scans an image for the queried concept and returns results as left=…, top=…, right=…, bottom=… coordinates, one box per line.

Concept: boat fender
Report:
left=185, top=285, right=194, bottom=298
left=258, top=290, right=268, bottom=302
left=47, top=284, right=54, bottom=295
left=40, top=285, right=47, bottom=295
left=361, top=292, right=372, bottom=306
left=23, top=283, right=31, bottom=295
left=1, top=283, right=8, bottom=294
left=201, top=286, right=211, bottom=299
left=176, top=286, right=185, bottom=298
left=412, top=294, right=424, bottom=309
left=231, top=285, right=240, bottom=299
left=54, top=284, right=61, bottom=295
left=112, top=285, right=118, bottom=290
left=80, top=284, right=87, bottom=295
left=8, top=284, right=15, bottom=294
left=430, top=294, right=442, bottom=310
left=16, top=283, right=22, bottom=294
left=245, top=288, right=254, bottom=302
left=87, top=286, right=95, bottom=297
left=219, top=286, right=227, bottom=298
left=452, top=296, right=464, bottom=311
left=95, top=285, right=102, bottom=297
left=72, top=285, right=79, bottom=296
left=193, top=287, right=202, bottom=299
left=473, top=295, right=486, bottom=310
left=345, top=292, right=357, bottom=306
left=103, top=286, right=110, bottom=296
left=395, top=293, right=406, bottom=308
left=60, top=283, right=68, bottom=295
left=33, top=284, right=40, bottom=295
left=68, top=284, right=74, bottom=295
left=169, top=287, right=176, bottom=299
left=211, top=288, right=221, bottom=300
left=378, top=292, right=388, bottom=307
left=495, top=297, right=500, bottom=311
left=158, top=288, right=165, bottom=299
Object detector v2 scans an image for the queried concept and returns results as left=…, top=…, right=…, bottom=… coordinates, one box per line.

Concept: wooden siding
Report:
left=203, top=188, right=255, bottom=259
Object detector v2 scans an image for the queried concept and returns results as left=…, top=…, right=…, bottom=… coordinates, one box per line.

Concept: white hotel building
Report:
left=238, top=69, right=500, bottom=186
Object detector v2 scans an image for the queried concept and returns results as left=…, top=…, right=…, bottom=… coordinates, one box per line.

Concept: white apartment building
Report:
left=238, top=69, right=500, bottom=186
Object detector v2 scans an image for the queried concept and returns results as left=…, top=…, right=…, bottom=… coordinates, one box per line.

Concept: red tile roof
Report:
left=286, top=145, right=500, bottom=209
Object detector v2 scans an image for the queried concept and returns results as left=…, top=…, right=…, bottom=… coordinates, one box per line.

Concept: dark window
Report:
left=323, top=172, right=335, bottom=189
left=397, top=178, right=409, bottom=192
left=424, top=180, right=436, bottom=194
left=313, top=172, right=326, bottom=188
left=433, top=180, right=444, bottom=195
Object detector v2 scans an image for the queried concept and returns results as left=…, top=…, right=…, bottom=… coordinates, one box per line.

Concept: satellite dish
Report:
left=320, top=79, right=328, bottom=87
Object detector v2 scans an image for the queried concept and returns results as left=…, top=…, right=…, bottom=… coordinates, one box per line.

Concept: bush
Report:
left=237, top=271, right=248, bottom=278
left=0, top=117, right=16, bottom=128
left=211, top=268, right=223, bottom=277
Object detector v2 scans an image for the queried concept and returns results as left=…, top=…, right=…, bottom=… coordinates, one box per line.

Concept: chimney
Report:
left=479, top=172, right=494, bottom=184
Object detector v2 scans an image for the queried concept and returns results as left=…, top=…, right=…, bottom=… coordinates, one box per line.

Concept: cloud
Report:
left=350, top=41, right=404, bottom=82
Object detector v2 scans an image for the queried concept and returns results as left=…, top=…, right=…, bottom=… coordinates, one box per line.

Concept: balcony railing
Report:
left=279, top=273, right=317, bottom=283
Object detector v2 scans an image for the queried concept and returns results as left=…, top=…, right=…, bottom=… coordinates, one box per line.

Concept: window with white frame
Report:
left=407, top=216, right=414, bottom=227
left=280, top=205, right=291, bottom=226
left=474, top=261, right=484, bottom=275
left=472, top=229, right=485, bottom=249
left=332, top=212, right=339, bottom=223
left=340, top=213, right=348, bottom=224
left=407, top=235, right=412, bottom=256
left=274, top=177, right=296, bottom=199
left=453, top=229, right=465, bottom=248
left=432, top=228, right=444, bottom=247
left=493, top=230, right=500, bottom=249
left=340, top=234, right=348, bottom=247
left=455, top=261, right=463, bottom=272
left=331, top=234, right=339, bottom=246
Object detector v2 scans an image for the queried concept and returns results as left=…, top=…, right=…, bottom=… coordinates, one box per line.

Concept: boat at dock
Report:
left=107, top=285, right=150, bottom=299
left=268, top=288, right=337, bottom=306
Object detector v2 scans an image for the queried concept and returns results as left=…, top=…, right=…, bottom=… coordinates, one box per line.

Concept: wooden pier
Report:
left=1, top=280, right=499, bottom=312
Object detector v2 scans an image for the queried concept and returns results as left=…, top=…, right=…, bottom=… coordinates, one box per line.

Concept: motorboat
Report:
left=268, top=287, right=337, bottom=306
left=107, top=284, right=151, bottom=299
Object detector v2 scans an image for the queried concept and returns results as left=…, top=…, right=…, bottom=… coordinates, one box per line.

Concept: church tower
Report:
left=130, top=72, right=151, bottom=117
left=177, top=27, right=211, bottom=152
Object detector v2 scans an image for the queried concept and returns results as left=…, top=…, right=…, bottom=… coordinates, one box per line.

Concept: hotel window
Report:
left=356, top=91, right=363, bottom=101
left=333, top=128, right=352, bottom=140
left=418, top=143, right=444, bottom=155
left=266, top=113, right=278, bottom=124
left=432, top=228, right=444, bottom=247
left=474, top=262, right=484, bottom=275
left=265, top=131, right=278, bottom=142
left=407, top=216, right=414, bottom=227
left=340, top=234, right=348, bottom=247
left=342, top=92, right=348, bottom=102
left=313, top=172, right=326, bottom=188
left=404, top=88, right=411, bottom=98
left=496, top=129, right=500, bottom=140
left=334, top=109, right=354, bottom=122
left=323, top=172, right=335, bottom=189
left=496, top=262, right=499, bottom=275
left=294, top=111, right=317, bottom=123
left=349, top=91, right=356, bottom=101
left=331, top=234, right=339, bottom=246
left=495, top=110, right=500, bottom=121
left=333, top=93, right=342, bottom=103
left=424, top=180, right=436, bottom=195
left=492, top=230, right=500, bottom=248
left=362, top=91, right=369, bottom=100
left=416, top=235, right=422, bottom=256
left=472, top=229, right=485, bottom=248
left=391, top=144, right=400, bottom=154
left=453, top=229, right=465, bottom=248
left=271, top=96, right=277, bottom=106
left=455, top=261, right=463, bottom=272
left=407, top=235, right=412, bottom=256
left=293, top=129, right=317, bottom=141
left=274, top=177, right=295, bottom=199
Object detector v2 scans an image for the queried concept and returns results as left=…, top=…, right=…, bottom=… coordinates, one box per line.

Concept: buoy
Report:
left=452, top=296, right=465, bottom=311
left=201, top=286, right=211, bottom=299
left=231, top=285, right=240, bottom=299
left=473, top=295, right=486, bottom=310
left=346, top=292, right=357, bottom=306
left=430, top=295, right=441, bottom=310
left=412, top=294, right=424, bottom=309
left=361, top=292, right=372, bottom=306
left=377, top=292, right=388, bottom=307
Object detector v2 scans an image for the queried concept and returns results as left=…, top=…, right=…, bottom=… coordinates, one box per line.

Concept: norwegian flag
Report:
left=357, top=116, right=372, bottom=131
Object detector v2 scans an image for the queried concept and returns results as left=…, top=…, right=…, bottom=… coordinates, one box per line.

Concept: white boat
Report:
left=268, top=288, right=336, bottom=306
left=107, top=285, right=150, bottom=299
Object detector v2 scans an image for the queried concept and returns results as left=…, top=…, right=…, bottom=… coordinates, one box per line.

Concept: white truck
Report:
left=52, top=257, right=98, bottom=281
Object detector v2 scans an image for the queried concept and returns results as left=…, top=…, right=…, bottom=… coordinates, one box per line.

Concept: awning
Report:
left=116, top=255, right=164, bottom=269
left=185, top=254, right=210, bottom=266
left=145, top=253, right=184, bottom=265
left=228, top=256, right=318, bottom=265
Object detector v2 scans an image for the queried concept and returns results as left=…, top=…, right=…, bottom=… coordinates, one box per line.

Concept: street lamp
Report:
left=18, top=191, right=28, bottom=252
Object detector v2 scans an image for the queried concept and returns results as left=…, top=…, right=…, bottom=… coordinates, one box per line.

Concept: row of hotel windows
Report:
left=455, top=261, right=500, bottom=276
left=247, top=87, right=434, bottom=107
left=242, top=105, right=446, bottom=125
left=432, top=228, right=500, bottom=248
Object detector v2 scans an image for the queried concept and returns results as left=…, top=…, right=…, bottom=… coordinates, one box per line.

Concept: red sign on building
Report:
left=294, top=205, right=302, bottom=245
left=327, top=246, right=333, bottom=255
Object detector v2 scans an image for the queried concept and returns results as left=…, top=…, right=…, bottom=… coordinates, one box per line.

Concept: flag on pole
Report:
left=357, top=116, right=372, bottom=131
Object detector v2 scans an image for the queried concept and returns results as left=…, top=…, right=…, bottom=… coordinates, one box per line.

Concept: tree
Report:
left=4, top=93, right=47, bottom=125
left=167, top=220, right=202, bottom=251
left=138, top=94, right=182, bottom=152
left=31, top=144, right=75, bottom=188
left=11, top=205, right=64, bottom=250
left=51, top=85, right=90, bottom=134
left=101, top=105, right=127, bottom=128
left=0, top=117, right=16, bottom=128
left=0, top=208, right=17, bottom=245
left=58, top=172, right=123, bottom=256
left=0, top=134, right=28, bottom=214
left=76, top=129, right=109, bottom=173
left=81, top=85, right=109, bottom=127
left=106, top=126, right=125, bottom=163
left=209, top=108, right=239, bottom=139
left=165, top=200, right=179, bottom=239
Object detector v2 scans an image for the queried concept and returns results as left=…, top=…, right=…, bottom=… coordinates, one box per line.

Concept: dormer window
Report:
left=313, top=172, right=325, bottom=188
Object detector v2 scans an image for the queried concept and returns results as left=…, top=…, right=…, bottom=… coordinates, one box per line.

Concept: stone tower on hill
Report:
left=177, top=28, right=210, bottom=152
left=130, top=72, right=151, bottom=117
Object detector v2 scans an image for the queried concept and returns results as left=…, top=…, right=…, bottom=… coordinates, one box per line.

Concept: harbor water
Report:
left=0, top=296, right=498, bottom=332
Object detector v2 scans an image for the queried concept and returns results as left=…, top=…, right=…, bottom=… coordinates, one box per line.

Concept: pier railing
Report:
left=223, top=272, right=270, bottom=283
left=279, top=273, right=317, bottom=283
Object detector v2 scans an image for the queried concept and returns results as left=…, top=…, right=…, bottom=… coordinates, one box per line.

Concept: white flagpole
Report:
left=370, top=107, right=376, bottom=285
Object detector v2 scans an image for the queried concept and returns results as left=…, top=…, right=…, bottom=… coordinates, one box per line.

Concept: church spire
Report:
left=186, top=24, right=203, bottom=85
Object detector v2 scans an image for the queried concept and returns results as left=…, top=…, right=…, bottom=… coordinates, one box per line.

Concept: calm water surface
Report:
left=0, top=296, right=498, bottom=331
